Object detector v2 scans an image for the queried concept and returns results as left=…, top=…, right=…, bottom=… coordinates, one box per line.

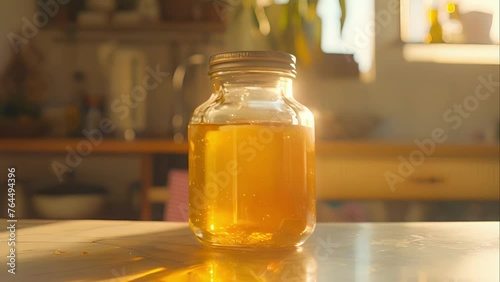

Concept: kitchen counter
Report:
left=0, top=220, right=498, bottom=281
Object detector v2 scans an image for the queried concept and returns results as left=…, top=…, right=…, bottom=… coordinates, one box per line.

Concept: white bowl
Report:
left=33, top=194, right=106, bottom=219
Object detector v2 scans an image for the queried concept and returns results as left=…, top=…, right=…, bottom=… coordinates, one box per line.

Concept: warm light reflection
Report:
left=104, top=267, right=166, bottom=282
left=160, top=249, right=317, bottom=281
left=400, top=0, right=411, bottom=42
left=355, top=226, right=373, bottom=282
left=209, top=263, right=214, bottom=282
left=403, top=43, right=500, bottom=64
left=317, top=0, right=375, bottom=74
left=130, top=256, right=144, bottom=261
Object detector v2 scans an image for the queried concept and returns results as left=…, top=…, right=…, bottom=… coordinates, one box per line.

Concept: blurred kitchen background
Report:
left=0, top=0, right=498, bottom=222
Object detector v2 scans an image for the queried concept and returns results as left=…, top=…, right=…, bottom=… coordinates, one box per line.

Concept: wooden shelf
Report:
left=44, top=22, right=225, bottom=33
left=0, top=138, right=497, bottom=158
left=403, top=43, right=500, bottom=65
left=0, top=138, right=188, bottom=154
left=43, top=22, right=225, bottom=44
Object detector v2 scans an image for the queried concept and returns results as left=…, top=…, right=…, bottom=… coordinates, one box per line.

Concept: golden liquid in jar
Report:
left=188, top=123, right=316, bottom=248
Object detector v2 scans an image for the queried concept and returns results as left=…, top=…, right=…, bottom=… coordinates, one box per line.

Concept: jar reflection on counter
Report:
left=164, top=248, right=318, bottom=281
left=188, top=51, right=316, bottom=249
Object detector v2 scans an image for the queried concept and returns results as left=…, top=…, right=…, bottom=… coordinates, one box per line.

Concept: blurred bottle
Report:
left=43, top=100, right=67, bottom=137
left=98, top=44, right=148, bottom=140
left=426, top=7, right=444, bottom=43
left=65, top=105, right=80, bottom=137
left=65, top=71, right=88, bottom=137
left=84, top=95, right=103, bottom=132
left=443, top=2, right=465, bottom=43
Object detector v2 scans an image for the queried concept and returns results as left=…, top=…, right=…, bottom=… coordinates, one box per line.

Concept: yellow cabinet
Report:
left=316, top=143, right=499, bottom=201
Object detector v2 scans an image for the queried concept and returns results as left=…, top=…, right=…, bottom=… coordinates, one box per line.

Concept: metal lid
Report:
left=208, top=51, right=297, bottom=77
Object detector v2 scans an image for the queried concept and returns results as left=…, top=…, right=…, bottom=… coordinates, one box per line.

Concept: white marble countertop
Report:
left=0, top=220, right=498, bottom=281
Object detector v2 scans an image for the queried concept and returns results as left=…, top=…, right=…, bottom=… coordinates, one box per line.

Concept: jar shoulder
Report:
left=190, top=94, right=314, bottom=127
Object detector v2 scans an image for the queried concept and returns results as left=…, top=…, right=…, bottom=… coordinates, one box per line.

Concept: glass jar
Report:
left=188, top=51, right=315, bottom=249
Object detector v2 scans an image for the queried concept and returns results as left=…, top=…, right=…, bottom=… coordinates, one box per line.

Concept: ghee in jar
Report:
left=189, top=123, right=315, bottom=248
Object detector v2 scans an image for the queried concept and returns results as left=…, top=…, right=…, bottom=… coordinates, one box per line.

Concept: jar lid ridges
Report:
left=208, top=51, right=297, bottom=77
